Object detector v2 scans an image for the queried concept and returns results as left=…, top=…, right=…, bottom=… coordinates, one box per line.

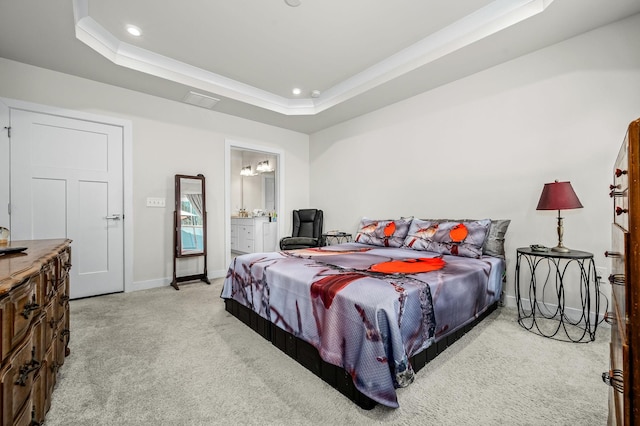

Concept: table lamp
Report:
left=536, top=180, right=583, bottom=252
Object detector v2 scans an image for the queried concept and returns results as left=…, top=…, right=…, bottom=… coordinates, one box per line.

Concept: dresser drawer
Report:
left=608, top=342, right=625, bottom=426
left=0, top=329, right=37, bottom=425
left=54, top=285, right=69, bottom=324
left=39, top=260, right=56, bottom=308
left=239, top=225, right=255, bottom=239
left=12, top=396, right=33, bottom=426
left=233, top=218, right=254, bottom=226
left=613, top=136, right=629, bottom=230
left=43, top=345, right=57, bottom=406
left=43, top=301, right=56, bottom=351
left=609, top=224, right=628, bottom=342
left=238, top=239, right=255, bottom=253
left=56, top=247, right=71, bottom=289
left=613, top=190, right=629, bottom=230
left=31, top=368, right=45, bottom=425
left=1, top=276, right=39, bottom=363
left=55, top=322, right=69, bottom=369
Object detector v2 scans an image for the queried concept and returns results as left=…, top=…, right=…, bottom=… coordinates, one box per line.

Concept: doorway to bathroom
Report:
left=224, top=139, right=285, bottom=269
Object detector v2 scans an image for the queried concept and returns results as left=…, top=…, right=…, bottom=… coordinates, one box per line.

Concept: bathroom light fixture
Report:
left=240, top=165, right=253, bottom=176
left=256, top=160, right=273, bottom=173
left=292, top=88, right=301, bottom=96
left=126, top=25, right=142, bottom=37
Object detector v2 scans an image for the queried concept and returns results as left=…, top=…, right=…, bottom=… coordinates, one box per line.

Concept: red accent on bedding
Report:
left=310, top=272, right=367, bottom=309
left=369, top=257, right=445, bottom=274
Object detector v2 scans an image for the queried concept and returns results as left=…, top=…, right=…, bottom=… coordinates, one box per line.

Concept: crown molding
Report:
left=73, top=0, right=553, bottom=116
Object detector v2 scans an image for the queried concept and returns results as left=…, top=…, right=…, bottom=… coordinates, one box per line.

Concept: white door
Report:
left=10, top=109, right=124, bottom=299
left=0, top=101, right=9, bottom=229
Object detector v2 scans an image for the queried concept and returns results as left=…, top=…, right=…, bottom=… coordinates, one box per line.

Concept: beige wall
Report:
left=1, top=12, right=639, bottom=312
left=310, top=14, right=640, bottom=310
left=0, top=58, right=310, bottom=288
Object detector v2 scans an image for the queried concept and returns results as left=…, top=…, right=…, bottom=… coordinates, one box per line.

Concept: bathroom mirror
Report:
left=172, top=174, right=209, bottom=289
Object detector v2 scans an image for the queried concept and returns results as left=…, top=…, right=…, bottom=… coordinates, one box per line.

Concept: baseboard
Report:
left=503, top=294, right=609, bottom=328
left=129, top=278, right=168, bottom=292
left=129, top=269, right=227, bottom=292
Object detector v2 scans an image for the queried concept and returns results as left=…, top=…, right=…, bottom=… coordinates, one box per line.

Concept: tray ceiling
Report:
left=1, top=0, right=639, bottom=133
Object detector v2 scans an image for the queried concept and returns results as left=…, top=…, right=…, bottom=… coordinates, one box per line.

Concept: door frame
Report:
left=2, top=97, right=134, bottom=293
left=224, top=139, right=285, bottom=269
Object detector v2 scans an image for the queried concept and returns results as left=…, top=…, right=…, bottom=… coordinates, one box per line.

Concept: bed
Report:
left=221, top=217, right=509, bottom=409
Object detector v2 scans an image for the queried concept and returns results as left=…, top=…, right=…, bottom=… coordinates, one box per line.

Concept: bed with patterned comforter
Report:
left=221, top=222, right=505, bottom=408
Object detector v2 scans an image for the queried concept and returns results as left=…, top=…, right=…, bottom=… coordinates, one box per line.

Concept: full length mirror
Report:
left=177, top=175, right=206, bottom=256
left=172, top=174, right=209, bottom=290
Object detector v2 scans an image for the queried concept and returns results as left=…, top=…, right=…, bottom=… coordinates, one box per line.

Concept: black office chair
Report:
left=279, top=209, right=324, bottom=250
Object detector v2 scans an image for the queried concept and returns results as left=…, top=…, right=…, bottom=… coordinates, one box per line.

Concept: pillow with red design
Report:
left=403, top=218, right=491, bottom=258
left=354, top=217, right=412, bottom=247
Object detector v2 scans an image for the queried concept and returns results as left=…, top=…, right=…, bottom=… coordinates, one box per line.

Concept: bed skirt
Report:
left=224, top=298, right=499, bottom=410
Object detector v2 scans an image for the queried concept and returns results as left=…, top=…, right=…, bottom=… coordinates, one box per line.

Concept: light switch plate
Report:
left=146, top=197, right=166, bottom=207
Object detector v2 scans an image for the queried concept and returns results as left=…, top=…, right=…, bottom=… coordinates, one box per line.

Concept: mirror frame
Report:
left=175, top=174, right=207, bottom=257
left=172, top=174, right=209, bottom=290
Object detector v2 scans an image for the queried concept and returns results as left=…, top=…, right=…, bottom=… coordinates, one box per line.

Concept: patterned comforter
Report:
left=221, top=243, right=504, bottom=408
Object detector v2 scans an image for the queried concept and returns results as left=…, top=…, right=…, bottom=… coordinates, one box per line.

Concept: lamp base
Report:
left=551, top=245, right=570, bottom=253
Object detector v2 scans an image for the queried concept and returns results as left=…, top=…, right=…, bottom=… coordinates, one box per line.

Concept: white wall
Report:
left=0, top=58, right=310, bottom=288
left=310, top=14, right=640, bottom=311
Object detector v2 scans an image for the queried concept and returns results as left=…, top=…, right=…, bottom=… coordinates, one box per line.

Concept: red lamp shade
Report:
left=536, top=180, right=583, bottom=211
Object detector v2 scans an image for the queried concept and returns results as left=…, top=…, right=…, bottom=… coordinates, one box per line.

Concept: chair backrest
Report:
left=292, top=209, right=323, bottom=238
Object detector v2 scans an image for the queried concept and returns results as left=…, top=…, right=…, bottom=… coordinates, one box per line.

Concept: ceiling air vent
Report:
left=183, top=91, right=220, bottom=109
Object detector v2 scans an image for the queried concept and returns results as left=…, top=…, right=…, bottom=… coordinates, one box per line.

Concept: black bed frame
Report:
left=224, top=298, right=498, bottom=410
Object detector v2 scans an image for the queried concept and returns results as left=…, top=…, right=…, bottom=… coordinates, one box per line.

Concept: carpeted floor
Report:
left=44, top=279, right=609, bottom=425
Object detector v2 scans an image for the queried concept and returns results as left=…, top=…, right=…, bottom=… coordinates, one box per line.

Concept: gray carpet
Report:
left=44, top=279, right=609, bottom=425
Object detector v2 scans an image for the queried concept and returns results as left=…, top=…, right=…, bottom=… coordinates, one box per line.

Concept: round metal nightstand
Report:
left=515, top=247, right=600, bottom=343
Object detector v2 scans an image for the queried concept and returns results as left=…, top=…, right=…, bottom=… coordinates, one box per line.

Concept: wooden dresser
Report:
left=605, top=117, right=640, bottom=425
left=0, top=239, right=71, bottom=425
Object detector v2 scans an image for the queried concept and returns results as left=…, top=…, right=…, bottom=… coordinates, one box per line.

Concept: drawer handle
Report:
left=615, top=168, right=627, bottom=177
left=609, top=190, right=625, bottom=198
left=604, top=312, right=616, bottom=325
left=22, top=301, right=40, bottom=319
left=15, top=348, right=41, bottom=386
left=31, top=406, right=42, bottom=426
left=608, top=274, right=625, bottom=286
left=616, top=207, right=628, bottom=216
left=604, top=251, right=621, bottom=258
left=602, top=369, right=623, bottom=393
left=610, top=183, right=621, bottom=190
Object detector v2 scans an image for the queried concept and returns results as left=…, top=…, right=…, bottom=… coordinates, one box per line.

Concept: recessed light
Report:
left=285, top=0, right=301, bottom=7
left=292, top=88, right=302, bottom=96
left=126, top=25, right=142, bottom=37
